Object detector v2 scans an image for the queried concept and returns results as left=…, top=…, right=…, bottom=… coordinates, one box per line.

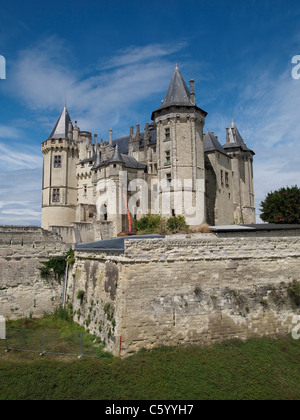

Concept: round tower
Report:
left=41, top=106, right=79, bottom=230
left=151, top=65, right=208, bottom=226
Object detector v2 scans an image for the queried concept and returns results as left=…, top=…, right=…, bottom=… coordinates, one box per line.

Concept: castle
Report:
left=41, top=65, right=255, bottom=240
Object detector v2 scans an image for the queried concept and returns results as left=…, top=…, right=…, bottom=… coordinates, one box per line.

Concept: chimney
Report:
left=226, top=127, right=230, bottom=144
left=109, top=128, right=113, bottom=146
left=190, top=79, right=195, bottom=105
left=73, top=121, right=79, bottom=141
left=94, top=134, right=98, bottom=149
left=68, top=120, right=73, bottom=141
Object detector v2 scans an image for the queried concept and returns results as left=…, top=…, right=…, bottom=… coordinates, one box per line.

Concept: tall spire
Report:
left=49, top=106, right=72, bottom=139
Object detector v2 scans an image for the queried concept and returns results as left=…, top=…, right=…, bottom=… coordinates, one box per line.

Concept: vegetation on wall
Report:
left=288, top=280, right=300, bottom=308
left=39, top=248, right=75, bottom=282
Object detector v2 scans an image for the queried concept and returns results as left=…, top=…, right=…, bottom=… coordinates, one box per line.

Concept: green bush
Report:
left=134, top=213, right=163, bottom=233
left=166, top=215, right=189, bottom=233
left=260, top=185, right=300, bottom=224
left=134, top=213, right=189, bottom=234
left=40, top=257, right=67, bottom=282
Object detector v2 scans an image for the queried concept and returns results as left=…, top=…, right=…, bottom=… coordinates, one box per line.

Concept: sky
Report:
left=0, top=0, right=300, bottom=226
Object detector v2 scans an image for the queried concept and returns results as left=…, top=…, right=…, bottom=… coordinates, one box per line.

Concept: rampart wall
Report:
left=0, top=226, right=68, bottom=319
left=67, top=230, right=300, bottom=356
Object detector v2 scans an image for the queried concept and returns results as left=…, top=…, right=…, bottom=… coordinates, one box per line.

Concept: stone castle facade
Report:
left=41, top=66, right=255, bottom=240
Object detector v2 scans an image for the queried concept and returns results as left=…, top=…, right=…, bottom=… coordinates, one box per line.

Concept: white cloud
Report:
left=0, top=142, right=42, bottom=171
left=0, top=125, right=23, bottom=139
left=2, top=37, right=299, bottom=227
left=9, top=38, right=186, bottom=137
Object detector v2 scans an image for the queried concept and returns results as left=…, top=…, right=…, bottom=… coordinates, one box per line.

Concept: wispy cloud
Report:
left=0, top=38, right=187, bottom=226
left=0, top=168, right=42, bottom=225
left=0, top=142, right=42, bottom=171
left=8, top=37, right=186, bottom=136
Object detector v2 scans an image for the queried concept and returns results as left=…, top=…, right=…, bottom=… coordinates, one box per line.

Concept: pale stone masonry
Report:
left=0, top=226, right=299, bottom=356
left=66, top=227, right=300, bottom=357
left=0, top=226, right=68, bottom=319
left=41, top=66, right=255, bottom=242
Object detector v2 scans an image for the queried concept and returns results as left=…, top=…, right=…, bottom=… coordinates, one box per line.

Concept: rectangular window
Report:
left=166, top=173, right=172, bottom=187
left=225, top=172, right=229, bottom=187
left=220, top=170, right=224, bottom=186
left=54, top=155, right=61, bottom=168
left=166, top=150, right=171, bottom=165
left=52, top=188, right=60, bottom=203
left=165, top=127, right=171, bottom=141
left=84, top=185, right=87, bottom=196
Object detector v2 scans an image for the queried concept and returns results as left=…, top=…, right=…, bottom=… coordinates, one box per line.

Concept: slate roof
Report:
left=223, top=121, right=254, bottom=154
left=49, top=106, right=72, bottom=139
left=151, top=65, right=207, bottom=119
left=204, top=131, right=228, bottom=156
left=91, top=145, right=147, bottom=171
left=162, top=65, right=193, bottom=107
left=75, top=234, right=165, bottom=252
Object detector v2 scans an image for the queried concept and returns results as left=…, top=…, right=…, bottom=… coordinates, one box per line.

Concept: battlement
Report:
left=41, top=137, right=79, bottom=152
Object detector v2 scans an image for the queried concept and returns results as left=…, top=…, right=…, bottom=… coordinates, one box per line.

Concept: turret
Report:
left=223, top=120, right=255, bottom=224
left=41, top=106, right=78, bottom=230
left=151, top=65, right=207, bottom=226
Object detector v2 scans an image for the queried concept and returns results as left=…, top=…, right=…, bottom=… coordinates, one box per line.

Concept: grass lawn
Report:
left=0, top=314, right=299, bottom=400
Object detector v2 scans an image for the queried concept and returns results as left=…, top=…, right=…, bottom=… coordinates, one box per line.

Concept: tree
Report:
left=260, top=185, right=300, bottom=224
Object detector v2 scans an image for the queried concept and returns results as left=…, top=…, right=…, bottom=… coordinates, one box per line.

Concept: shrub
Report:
left=134, top=213, right=162, bottom=233
left=166, top=215, right=189, bottom=233
left=40, top=256, right=67, bottom=282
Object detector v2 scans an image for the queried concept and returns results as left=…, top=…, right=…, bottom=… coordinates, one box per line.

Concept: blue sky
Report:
left=0, top=0, right=300, bottom=225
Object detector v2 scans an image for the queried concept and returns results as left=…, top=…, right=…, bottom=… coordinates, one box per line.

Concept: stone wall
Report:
left=67, top=230, right=300, bottom=357
left=0, top=226, right=68, bottom=319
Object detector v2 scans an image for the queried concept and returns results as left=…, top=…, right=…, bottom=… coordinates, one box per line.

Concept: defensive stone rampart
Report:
left=67, top=229, right=300, bottom=357
left=0, top=226, right=68, bottom=319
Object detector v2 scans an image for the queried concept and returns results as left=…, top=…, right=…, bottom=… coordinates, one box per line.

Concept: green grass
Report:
left=0, top=315, right=300, bottom=400
left=3, top=311, right=112, bottom=360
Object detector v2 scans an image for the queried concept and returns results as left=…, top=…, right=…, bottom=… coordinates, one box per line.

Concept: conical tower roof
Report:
left=107, top=144, right=124, bottom=165
left=162, top=65, right=193, bottom=107
left=49, top=106, right=72, bottom=139
left=151, top=65, right=207, bottom=119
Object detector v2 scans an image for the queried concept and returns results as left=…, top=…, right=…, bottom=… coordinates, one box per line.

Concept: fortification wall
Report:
left=0, top=226, right=68, bottom=319
left=67, top=232, right=300, bottom=357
